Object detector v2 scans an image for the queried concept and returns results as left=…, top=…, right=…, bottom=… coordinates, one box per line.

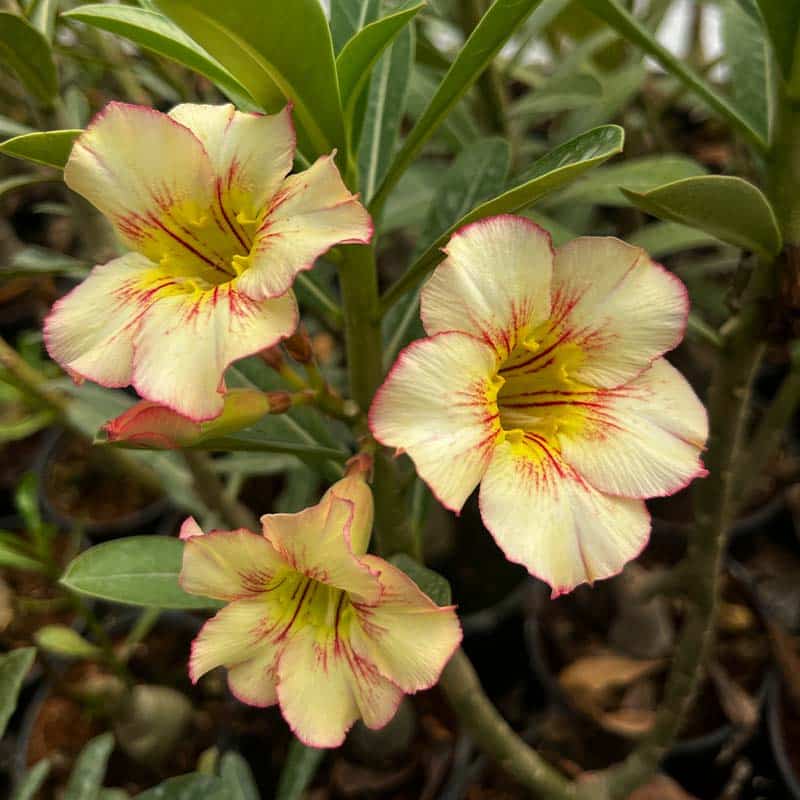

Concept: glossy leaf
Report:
left=61, top=537, right=222, bottom=610
left=0, top=647, right=35, bottom=737
left=390, top=554, right=452, bottom=606
left=547, top=155, right=707, bottom=207
left=0, top=12, right=58, bottom=105
left=136, top=774, right=231, bottom=800
left=724, top=0, right=773, bottom=145
left=358, top=24, right=414, bottom=202
left=64, top=734, right=114, bottom=800
left=336, top=2, right=423, bottom=131
left=11, top=760, right=51, bottom=800
left=276, top=739, right=325, bottom=800
left=580, top=0, right=766, bottom=148
left=35, top=625, right=103, bottom=659
left=370, top=0, right=546, bottom=213
left=155, top=0, right=345, bottom=160
left=628, top=221, right=723, bottom=259
left=0, top=130, right=81, bottom=169
left=0, top=540, right=45, bottom=572
left=220, top=752, right=259, bottom=800
left=622, top=175, right=782, bottom=259
left=28, top=0, right=59, bottom=41
left=508, top=73, right=602, bottom=118
left=331, top=0, right=381, bottom=53
left=64, top=5, right=255, bottom=110
left=380, top=124, right=624, bottom=311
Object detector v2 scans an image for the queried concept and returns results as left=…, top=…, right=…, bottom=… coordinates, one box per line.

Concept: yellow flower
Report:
left=370, top=215, right=708, bottom=596
left=180, top=474, right=462, bottom=747
left=45, top=103, right=371, bottom=421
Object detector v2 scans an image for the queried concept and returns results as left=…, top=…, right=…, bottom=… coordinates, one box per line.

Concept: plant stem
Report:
left=440, top=649, right=573, bottom=798
left=181, top=451, right=258, bottom=531
left=336, top=244, right=418, bottom=557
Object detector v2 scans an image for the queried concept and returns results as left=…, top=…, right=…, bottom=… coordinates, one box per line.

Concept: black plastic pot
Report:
left=34, top=430, right=171, bottom=539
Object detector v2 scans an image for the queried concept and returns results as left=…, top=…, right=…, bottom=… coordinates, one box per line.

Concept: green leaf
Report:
left=220, top=752, right=259, bottom=800
left=63, top=5, right=255, bottom=110
left=0, top=540, right=45, bottom=572
left=336, top=2, right=423, bottom=135
left=0, top=173, right=56, bottom=200
left=508, top=73, right=602, bottom=118
left=28, top=0, right=59, bottom=41
left=11, top=760, right=51, bottom=800
left=622, top=175, right=782, bottom=258
left=135, top=774, right=231, bottom=800
left=371, top=0, right=546, bottom=213
left=0, top=129, right=80, bottom=169
left=0, top=12, right=58, bottom=105
left=724, top=0, right=773, bottom=145
left=417, top=136, right=511, bottom=253
left=155, top=0, right=345, bottom=160
left=380, top=124, right=624, bottom=311
left=390, top=554, right=452, bottom=606
left=61, top=537, right=222, bottom=610
left=580, top=0, right=766, bottom=148
left=330, top=0, right=380, bottom=53
left=0, top=114, right=34, bottom=138
left=546, top=155, right=707, bottom=207
left=358, top=24, right=414, bottom=202
left=754, top=0, right=800, bottom=79
left=275, top=739, right=325, bottom=800
left=64, top=734, right=114, bottom=800
left=35, top=625, right=103, bottom=659
left=0, top=647, right=35, bottom=737
left=628, top=221, right=723, bottom=259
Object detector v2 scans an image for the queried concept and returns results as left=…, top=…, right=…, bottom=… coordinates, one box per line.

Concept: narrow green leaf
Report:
left=380, top=124, right=624, bottom=312
left=371, top=0, right=546, bottom=213
left=330, top=0, right=381, bottom=53
left=0, top=647, right=35, bottom=737
left=0, top=12, right=58, bottom=104
left=155, top=0, right=346, bottom=160
left=61, top=537, right=221, bottom=610
left=35, top=625, right=103, bottom=659
left=0, top=540, right=45, bottom=572
left=276, top=739, right=325, bottom=800
left=64, top=734, right=114, bottom=800
left=11, top=760, right=51, bottom=800
left=0, top=129, right=80, bottom=169
left=622, top=175, right=782, bottom=258
left=358, top=24, right=414, bottom=202
left=0, top=114, right=34, bottom=138
left=390, top=554, right=452, bottom=606
left=508, top=73, right=602, bottom=118
left=0, top=173, right=56, bottom=200
left=336, top=3, right=423, bottom=132
left=64, top=5, right=255, bottom=110
left=580, top=0, right=766, bottom=148
left=724, top=0, right=773, bottom=145
left=135, top=774, right=231, bottom=800
left=28, top=0, right=58, bottom=41
left=546, top=155, right=707, bottom=207
left=220, top=752, right=259, bottom=800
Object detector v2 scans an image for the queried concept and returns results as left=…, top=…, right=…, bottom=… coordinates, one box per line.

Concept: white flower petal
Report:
left=421, top=215, right=553, bottom=354
left=370, top=332, right=500, bottom=512
left=479, top=439, right=650, bottom=595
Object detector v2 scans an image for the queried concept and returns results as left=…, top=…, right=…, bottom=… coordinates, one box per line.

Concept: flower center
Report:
left=131, top=194, right=261, bottom=287
left=492, top=323, right=593, bottom=452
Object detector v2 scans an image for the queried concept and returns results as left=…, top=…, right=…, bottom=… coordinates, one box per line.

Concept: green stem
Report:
left=337, top=244, right=418, bottom=558
left=439, top=650, right=573, bottom=798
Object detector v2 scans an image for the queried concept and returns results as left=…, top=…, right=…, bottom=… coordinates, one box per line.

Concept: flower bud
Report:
left=258, top=345, right=284, bottom=371
left=284, top=325, right=314, bottom=364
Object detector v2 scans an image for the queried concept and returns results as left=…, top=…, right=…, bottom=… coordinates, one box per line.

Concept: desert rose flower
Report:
left=370, top=215, right=708, bottom=596
left=180, top=474, right=462, bottom=747
left=45, top=102, right=372, bottom=421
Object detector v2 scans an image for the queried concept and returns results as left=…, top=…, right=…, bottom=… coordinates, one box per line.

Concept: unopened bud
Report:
left=265, top=391, right=293, bottom=414
left=258, top=345, right=284, bottom=371
left=284, top=325, right=314, bottom=364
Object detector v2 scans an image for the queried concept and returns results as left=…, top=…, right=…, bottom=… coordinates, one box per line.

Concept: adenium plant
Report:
left=2, top=0, right=796, bottom=796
